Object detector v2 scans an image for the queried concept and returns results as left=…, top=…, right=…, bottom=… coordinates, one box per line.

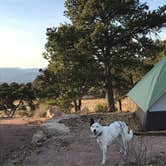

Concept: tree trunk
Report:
left=74, top=99, right=82, bottom=112
left=0, top=105, right=11, bottom=117
left=106, top=84, right=115, bottom=112
left=78, top=99, right=82, bottom=111
left=74, top=100, right=78, bottom=112
left=10, top=99, right=23, bottom=117
left=105, top=63, right=115, bottom=112
left=10, top=108, right=17, bottom=118
left=118, top=99, right=122, bottom=112
left=4, top=108, right=11, bottom=117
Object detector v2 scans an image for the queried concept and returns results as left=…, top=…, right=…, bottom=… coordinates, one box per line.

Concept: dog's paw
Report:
left=119, top=149, right=123, bottom=154
left=123, top=151, right=127, bottom=156
left=101, top=161, right=106, bottom=166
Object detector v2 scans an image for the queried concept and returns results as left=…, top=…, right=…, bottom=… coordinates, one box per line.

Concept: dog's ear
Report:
left=96, top=118, right=101, bottom=123
left=90, top=118, right=95, bottom=126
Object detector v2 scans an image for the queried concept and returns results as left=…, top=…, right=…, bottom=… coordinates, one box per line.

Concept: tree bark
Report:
left=105, top=63, right=115, bottom=112
left=106, top=82, right=115, bottom=112
left=74, top=100, right=78, bottom=112
left=10, top=99, right=23, bottom=117
left=0, top=105, right=11, bottom=117
left=118, top=99, right=122, bottom=112
left=74, top=99, right=82, bottom=112
left=78, top=99, right=82, bottom=112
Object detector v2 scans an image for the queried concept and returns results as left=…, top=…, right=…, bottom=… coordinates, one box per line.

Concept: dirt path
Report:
left=1, top=114, right=166, bottom=166
left=23, top=136, right=166, bottom=166
left=22, top=115, right=166, bottom=166
left=0, top=118, right=44, bottom=165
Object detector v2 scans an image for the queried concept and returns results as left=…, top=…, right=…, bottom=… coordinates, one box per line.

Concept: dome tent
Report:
left=127, top=56, right=166, bottom=130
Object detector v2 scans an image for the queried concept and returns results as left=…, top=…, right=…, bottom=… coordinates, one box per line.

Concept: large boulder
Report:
left=31, top=114, right=80, bottom=146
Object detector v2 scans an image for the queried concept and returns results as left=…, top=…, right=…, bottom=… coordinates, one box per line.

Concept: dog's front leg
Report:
left=97, top=140, right=102, bottom=150
left=101, top=144, right=107, bottom=166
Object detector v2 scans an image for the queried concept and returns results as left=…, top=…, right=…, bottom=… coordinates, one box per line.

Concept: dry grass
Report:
left=116, top=97, right=138, bottom=112
left=61, top=112, right=142, bottom=132
left=80, top=97, right=137, bottom=113
left=81, top=98, right=107, bottom=113
left=2, top=97, right=137, bottom=117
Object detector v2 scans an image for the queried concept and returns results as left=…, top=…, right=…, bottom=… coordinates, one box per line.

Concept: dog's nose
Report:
left=94, top=129, right=96, bottom=134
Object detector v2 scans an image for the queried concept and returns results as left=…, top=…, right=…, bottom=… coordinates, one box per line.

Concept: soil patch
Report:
left=1, top=113, right=166, bottom=166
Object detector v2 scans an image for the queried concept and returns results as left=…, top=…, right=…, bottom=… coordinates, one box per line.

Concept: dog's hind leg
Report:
left=122, top=136, right=127, bottom=155
left=101, top=144, right=107, bottom=165
left=117, top=136, right=123, bottom=154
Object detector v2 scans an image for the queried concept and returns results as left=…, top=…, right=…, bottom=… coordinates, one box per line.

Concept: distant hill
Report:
left=0, top=68, right=41, bottom=84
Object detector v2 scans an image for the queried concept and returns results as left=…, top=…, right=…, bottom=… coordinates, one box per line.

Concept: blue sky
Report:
left=0, top=0, right=165, bottom=68
left=0, top=0, right=68, bottom=68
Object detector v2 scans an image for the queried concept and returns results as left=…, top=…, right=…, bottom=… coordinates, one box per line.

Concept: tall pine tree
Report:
left=64, top=0, right=166, bottom=111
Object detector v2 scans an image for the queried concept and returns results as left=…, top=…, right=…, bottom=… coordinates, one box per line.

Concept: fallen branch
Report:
left=134, top=130, right=166, bottom=136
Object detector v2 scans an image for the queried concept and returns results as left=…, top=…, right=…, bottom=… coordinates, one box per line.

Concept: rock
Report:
left=41, top=122, right=70, bottom=135
left=46, top=108, right=64, bottom=118
left=31, top=114, right=80, bottom=146
left=31, top=130, right=46, bottom=145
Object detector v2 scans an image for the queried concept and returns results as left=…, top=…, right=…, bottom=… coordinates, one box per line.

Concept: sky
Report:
left=0, top=0, right=166, bottom=68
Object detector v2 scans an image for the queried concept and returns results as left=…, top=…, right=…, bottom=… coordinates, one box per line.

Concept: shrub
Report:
left=81, top=107, right=90, bottom=114
left=120, top=136, right=153, bottom=166
left=95, top=103, right=108, bottom=113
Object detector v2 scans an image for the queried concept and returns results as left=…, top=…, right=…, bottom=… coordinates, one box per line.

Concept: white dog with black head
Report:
left=90, top=118, right=133, bottom=165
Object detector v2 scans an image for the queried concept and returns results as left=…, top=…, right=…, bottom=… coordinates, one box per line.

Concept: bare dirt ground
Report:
left=1, top=113, right=166, bottom=166
left=0, top=117, right=44, bottom=166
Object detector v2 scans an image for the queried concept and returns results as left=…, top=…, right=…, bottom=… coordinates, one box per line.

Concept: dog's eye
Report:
left=96, top=126, right=98, bottom=128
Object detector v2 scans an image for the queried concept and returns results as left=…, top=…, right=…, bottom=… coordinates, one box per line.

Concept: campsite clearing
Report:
left=1, top=113, right=166, bottom=166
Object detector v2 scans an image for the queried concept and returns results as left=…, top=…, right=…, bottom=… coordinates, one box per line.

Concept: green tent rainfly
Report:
left=127, top=56, right=166, bottom=130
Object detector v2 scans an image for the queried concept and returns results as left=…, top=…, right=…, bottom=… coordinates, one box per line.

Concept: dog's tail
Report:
left=119, top=121, right=133, bottom=141
left=127, top=129, right=133, bottom=141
